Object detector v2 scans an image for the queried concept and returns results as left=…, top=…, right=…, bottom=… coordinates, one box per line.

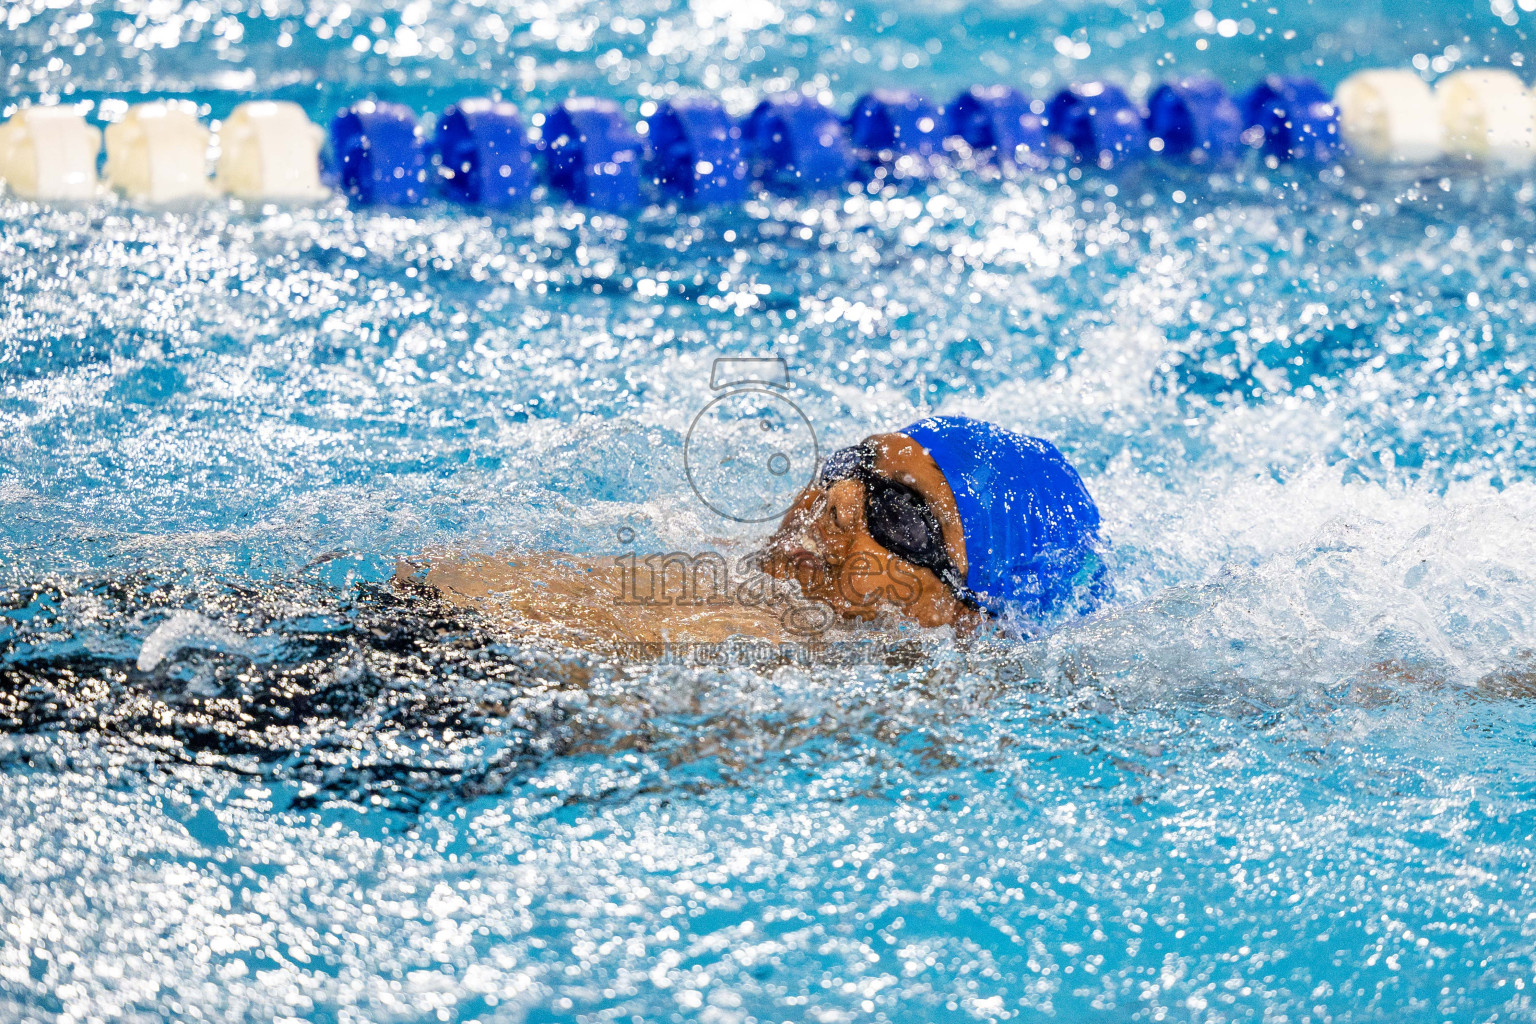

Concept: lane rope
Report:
left=1, top=69, right=1530, bottom=207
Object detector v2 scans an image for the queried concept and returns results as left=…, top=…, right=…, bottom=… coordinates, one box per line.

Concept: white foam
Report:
left=136, top=611, right=251, bottom=672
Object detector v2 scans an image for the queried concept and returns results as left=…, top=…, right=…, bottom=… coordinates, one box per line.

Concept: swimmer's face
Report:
left=760, top=432, right=977, bottom=628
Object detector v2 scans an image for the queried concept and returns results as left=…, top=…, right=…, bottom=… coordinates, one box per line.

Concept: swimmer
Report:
left=396, top=416, right=1102, bottom=650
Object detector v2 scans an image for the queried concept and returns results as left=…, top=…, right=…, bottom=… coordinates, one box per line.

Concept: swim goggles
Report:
left=817, top=441, right=980, bottom=610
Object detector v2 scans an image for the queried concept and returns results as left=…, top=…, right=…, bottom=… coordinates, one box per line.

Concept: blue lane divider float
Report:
left=328, top=101, right=430, bottom=205
left=947, top=85, right=1048, bottom=169
left=1242, top=75, right=1342, bottom=163
left=742, top=94, right=853, bottom=191
left=1146, top=77, right=1246, bottom=166
left=846, top=89, right=945, bottom=163
left=647, top=96, right=749, bottom=203
left=542, top=97, right=643, bottom=211
left=435, top=98, right=534, bottom=208
left=1046, top=82, right=1151, bottom=168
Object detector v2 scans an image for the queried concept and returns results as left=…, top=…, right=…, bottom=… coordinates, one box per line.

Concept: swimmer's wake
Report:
left=0, top=576, right=587, bottom=810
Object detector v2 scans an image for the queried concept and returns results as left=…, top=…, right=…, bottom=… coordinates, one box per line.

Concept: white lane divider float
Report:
left=1334, top=69, right=1443, bottom=164
left=0, top=105, right=102, bottom=200
left=1436, top=68, right=1536, bottom=169
left=104, top=100, right=215, bottom=202
left=216, top=100, right=328, bottom=201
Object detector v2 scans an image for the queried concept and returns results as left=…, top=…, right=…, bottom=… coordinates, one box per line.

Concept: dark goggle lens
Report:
left=815, top=445, right=967, bottom=601
left=867, top=483, right=942, bottom=566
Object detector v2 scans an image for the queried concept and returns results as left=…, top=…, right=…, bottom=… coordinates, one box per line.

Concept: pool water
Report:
left=6, top=1, right=1536, bottom=1022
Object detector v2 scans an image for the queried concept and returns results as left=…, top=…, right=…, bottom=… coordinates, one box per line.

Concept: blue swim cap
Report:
left=900, top=416, right=1102, bottom=615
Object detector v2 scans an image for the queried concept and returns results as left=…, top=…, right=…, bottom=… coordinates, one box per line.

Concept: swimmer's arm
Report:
left=1473, top=656, right=1536, bottom=698
left=1353, top=654, right=1536, bottom=702
left=394, top=551, right=623, bottom=616
left=392, top=550, right=804, bottom=645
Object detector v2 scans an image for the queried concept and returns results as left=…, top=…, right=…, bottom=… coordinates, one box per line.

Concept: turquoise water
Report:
left=6, top=1, right=1536, bottom=1022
